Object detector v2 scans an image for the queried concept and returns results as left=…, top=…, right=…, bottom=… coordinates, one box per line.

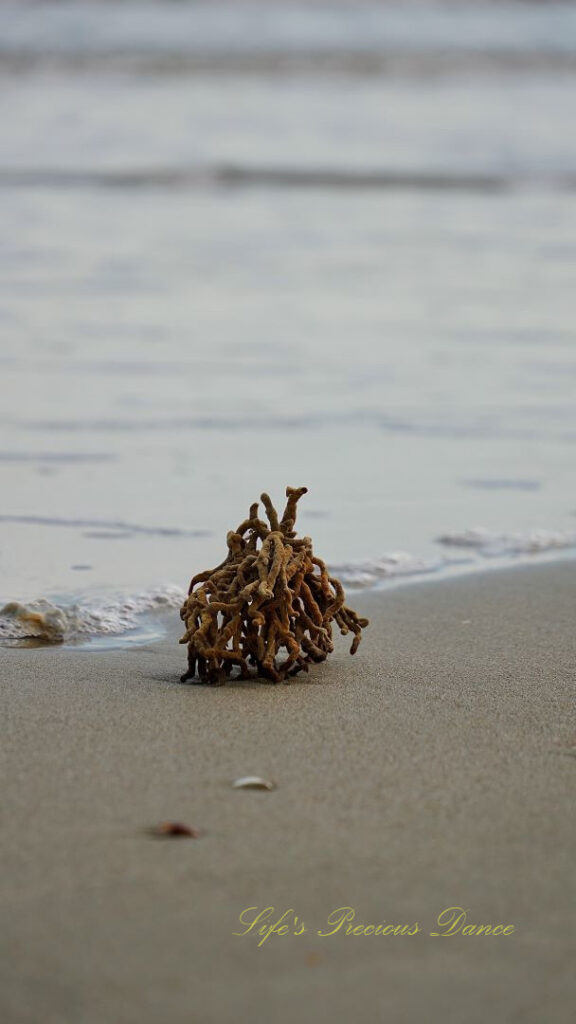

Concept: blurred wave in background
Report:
left=1, top=1, right=576, bottom=639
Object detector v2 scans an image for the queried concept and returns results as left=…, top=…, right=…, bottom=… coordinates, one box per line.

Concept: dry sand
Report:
left=1, top=562, right=575, bottom=1024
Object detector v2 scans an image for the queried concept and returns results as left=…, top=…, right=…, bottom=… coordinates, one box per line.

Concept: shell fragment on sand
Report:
left=232, top=776, right=276, bottom=791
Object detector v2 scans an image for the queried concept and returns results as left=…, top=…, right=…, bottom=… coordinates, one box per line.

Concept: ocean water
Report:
left=1, top=0, right=575, bottom=642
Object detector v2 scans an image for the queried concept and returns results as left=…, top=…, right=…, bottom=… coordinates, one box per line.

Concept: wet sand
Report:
left=1, top=562, right=575, bottom=1024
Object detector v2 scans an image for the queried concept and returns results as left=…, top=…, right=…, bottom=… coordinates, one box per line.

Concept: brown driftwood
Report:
left=179, top=486, right=369, bottom=684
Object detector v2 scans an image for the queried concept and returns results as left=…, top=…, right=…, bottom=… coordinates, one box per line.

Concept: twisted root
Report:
left=179, top=486, right=369, bottom=684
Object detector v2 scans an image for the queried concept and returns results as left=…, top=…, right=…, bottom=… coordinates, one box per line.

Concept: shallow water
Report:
left=1, top=1, right=575, bottom=640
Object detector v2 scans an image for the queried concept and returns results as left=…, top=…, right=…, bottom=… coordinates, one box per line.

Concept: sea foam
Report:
left=437, top=527, right=576, bottom=557
left=2, top=529, right=575, bottom=645
left=0, top=585, right=186, bottom=643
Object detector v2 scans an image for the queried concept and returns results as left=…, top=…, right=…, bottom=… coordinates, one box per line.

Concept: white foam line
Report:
left=437, top=527, right=576, bottom=557
left=2, top=528, right=575, bottom=644
left=0, top=585, right=186, bottom=643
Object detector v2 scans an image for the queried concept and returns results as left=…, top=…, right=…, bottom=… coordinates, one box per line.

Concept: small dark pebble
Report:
left=148, top=822, right=202, bottom=838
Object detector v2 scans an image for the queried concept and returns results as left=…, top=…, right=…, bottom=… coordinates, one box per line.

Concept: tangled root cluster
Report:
left=179, top=486, right=369, bottom=685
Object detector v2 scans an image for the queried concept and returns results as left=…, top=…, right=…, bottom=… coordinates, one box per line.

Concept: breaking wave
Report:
left=437, top=527, right=576, bottom=557
left=2, top=528, right=575, bottom=645
left=0, top=585, right=186, bottom=644
left=330, top=552, right=446, bottom=588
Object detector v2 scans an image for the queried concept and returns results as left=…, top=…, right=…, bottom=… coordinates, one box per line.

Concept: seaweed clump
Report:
left=179, top=486, right=369, bottom=685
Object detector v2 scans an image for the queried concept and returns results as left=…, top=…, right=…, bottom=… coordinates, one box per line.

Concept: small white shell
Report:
left=232, top=776, right=276, bottom=791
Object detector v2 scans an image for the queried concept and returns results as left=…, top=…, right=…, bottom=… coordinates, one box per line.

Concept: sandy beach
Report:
left=2, top=2, right=576, bottom=1020
left=1, top=561, right=575, bottom=1023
